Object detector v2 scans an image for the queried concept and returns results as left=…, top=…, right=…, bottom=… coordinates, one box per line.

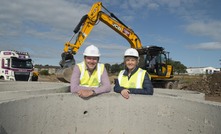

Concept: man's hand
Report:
left=77, top=90, right=94, bottom=98
left=121, top=89, right=130, bottom=99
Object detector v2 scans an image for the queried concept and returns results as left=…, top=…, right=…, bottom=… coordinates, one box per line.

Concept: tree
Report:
left=39, top=70, right=49, bottom=75
left=107, top=59, right=187, bottom=75
left=110, top=64, right=120, bottom=74
left=104, top=63, right=111, bottom=73
left=110, top=63, right=124, bottom=74
left=168, top=59, right=187, bottom=74
left=219, top=59, right=221, bottom=71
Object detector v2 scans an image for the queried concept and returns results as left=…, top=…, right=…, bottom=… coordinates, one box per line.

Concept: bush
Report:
left=39, top=70, right=49, bottom=75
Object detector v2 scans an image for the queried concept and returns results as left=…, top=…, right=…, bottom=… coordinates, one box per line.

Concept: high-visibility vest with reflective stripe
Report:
left=118, top=68, right=146, bottom=89
left=77, top=62, right=104, bottom=87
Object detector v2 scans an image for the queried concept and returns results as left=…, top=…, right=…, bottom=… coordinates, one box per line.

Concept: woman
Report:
left=114, top=48, right=153, bottom=99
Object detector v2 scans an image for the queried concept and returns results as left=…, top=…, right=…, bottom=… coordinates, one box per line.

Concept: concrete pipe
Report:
left=0, top=82, right=221, bottom=134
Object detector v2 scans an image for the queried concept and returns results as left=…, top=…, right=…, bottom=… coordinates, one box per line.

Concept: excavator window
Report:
left=143, top=53, right=168, bottom=76
left=143, top=55, right=156, bottom=74
left=155, top=53, right=167, bottom=76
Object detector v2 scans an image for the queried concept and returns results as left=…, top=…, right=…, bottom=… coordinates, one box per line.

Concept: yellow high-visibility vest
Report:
left=77, top=62, right=104, bottom=87
left=118, top=68, right=147, bottom=89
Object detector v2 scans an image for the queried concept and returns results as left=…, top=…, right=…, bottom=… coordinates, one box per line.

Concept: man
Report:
left=70, top=45, right=111, bottom=98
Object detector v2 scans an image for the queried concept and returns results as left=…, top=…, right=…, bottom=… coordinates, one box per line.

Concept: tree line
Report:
left=35, top=58, right=187, bottom=75
left=104, top=58, right=187, bottom=75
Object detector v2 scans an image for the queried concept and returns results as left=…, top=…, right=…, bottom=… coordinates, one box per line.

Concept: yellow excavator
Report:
left=56, top=2, right=178, bottom=89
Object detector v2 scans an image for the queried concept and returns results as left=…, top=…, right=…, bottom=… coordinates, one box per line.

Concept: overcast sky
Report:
left=0, top=0, right=221, bottom=68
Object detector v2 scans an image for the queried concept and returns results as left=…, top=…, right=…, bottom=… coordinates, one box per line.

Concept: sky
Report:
left=0, top=0, right=221, bottom=68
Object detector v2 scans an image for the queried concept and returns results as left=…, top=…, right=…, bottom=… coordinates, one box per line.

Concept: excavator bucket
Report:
left=56, top=66, right=73, bottom=83
left=56, top=52, right=75, bottom=83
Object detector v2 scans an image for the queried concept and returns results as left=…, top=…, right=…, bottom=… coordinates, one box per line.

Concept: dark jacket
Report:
left=114, top=66, right=153, bottom=95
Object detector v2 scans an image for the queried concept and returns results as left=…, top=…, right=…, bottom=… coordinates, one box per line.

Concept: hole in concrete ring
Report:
left=83, top=111, right=88, bottom=115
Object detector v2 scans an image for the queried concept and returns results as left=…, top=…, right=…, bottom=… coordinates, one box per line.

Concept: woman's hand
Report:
left=121, top=89, right=130, bottom=99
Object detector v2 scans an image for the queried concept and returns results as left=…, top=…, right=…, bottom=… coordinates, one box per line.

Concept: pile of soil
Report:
left=181, top=72, right=221, bottom=96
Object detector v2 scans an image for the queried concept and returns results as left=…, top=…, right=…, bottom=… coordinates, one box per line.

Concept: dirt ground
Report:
left=38, top=75, right=61, bottom=82
left=38, top=72, right=221, bottom=103
left=178, top=72, right=221, bottom=103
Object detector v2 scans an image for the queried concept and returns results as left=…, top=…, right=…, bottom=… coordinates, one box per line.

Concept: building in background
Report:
left=34, top=65, right=60, bottom=75
left=186, top=67, right=220, bottom=75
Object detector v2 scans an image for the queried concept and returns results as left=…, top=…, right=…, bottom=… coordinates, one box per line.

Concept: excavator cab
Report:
left=137, top=46, right=172, bottom=77
left=151, top=53, right=167, bottom=76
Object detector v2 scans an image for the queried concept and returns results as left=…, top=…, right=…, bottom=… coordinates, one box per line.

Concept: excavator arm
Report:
left=63, top=2, right=142, bottom=57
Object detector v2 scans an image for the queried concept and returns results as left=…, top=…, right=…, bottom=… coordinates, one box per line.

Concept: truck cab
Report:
left=0, top=51, right=35, bottom=81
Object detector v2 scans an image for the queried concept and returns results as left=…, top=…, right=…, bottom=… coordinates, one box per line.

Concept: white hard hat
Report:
left=124, top=48, right=139, bottom=58
left=83, top=45, right=100, bottom=57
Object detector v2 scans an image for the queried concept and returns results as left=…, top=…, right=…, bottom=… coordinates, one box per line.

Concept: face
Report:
left=124, top=57, right=138, bottom=71
left=84, top=56, right=99, bottom=71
